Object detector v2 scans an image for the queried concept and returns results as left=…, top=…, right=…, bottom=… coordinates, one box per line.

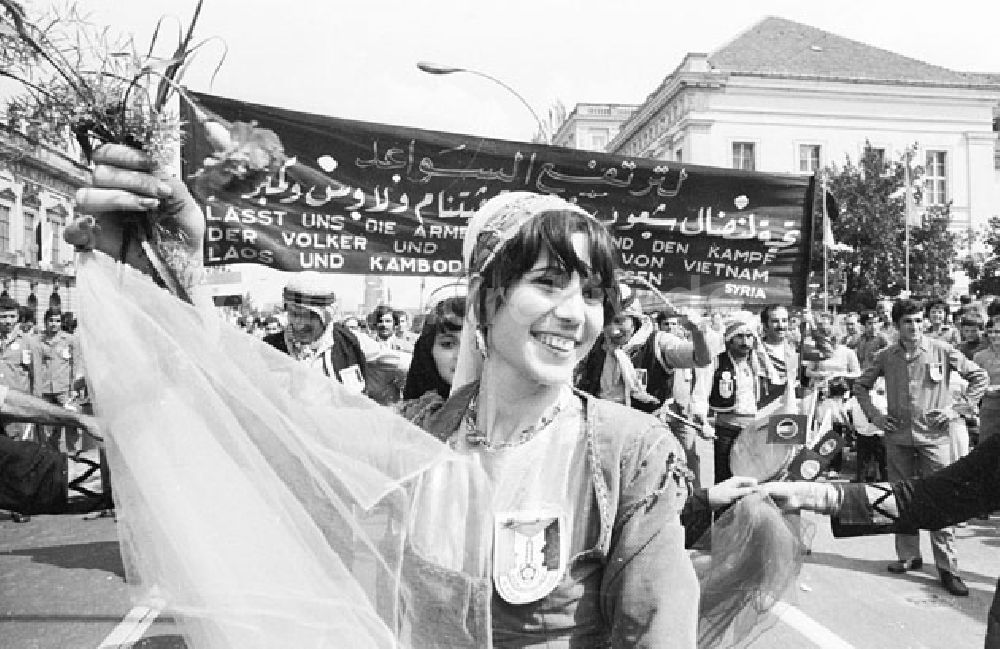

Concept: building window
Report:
left=732, top=142, right=755, bottom=171
left=0, top=204, right=9, bottom=253
left=675, top=148, right=683, bottom=162
left=798, top=144, right=821, bottom=173
left=589, top=128, right=609, bottom=151
left=924, top=151, right=948, bottom=205
left=22, top=211, right=35, bottom=262
left=49, top=217, right=62, bottom=265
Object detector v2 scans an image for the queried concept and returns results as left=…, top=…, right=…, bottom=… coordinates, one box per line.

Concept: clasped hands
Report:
left=872, top=408, right=957, bottom=433
left=709, top=476, right=840, bottom=515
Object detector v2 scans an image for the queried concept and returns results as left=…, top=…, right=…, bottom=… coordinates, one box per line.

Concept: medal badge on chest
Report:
left=493, top=508, right=566, bottom=604
left=928, top=360, right=944, bottom=382
left=719, top=370, right=734, bottom=399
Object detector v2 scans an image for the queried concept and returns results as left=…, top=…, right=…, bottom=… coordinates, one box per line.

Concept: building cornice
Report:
left=728, top=71, right=1000, bottom=92
left=609, top=57, right=728, bottom=152
left=0, top=125, right=89, bottom=195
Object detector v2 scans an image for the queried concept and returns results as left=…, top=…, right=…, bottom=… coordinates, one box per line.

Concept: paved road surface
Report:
left=1, top=506, right=996, bottom=648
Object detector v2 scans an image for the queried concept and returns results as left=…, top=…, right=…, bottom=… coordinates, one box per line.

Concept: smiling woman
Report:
left=405, top=191, right=700, bottom=646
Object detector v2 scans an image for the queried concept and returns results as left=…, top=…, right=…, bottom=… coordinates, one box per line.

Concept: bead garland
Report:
left=463, top=393, right=564, bottom=451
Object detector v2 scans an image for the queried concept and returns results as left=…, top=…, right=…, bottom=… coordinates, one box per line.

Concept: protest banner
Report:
left=182, top=92, right=818, bottom=306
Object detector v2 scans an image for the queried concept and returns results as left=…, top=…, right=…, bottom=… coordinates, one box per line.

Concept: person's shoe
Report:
left=940, top=571, right=970, bottom=596
left=887, top=558, right=923, bottom=573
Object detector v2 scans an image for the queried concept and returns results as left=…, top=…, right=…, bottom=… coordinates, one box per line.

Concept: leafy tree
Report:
left=817, top=144, right=957, bottom=311
left=962, top=216, right=1000, bottom=296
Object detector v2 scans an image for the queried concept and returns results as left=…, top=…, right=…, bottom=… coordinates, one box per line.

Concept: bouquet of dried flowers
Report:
left=0, top=0, right=227, bottom=300
left=0, top=0, right=221, bottom=162
left=0, top=1, right=294, bottom=301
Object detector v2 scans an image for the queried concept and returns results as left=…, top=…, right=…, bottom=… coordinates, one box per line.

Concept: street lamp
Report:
left=416, top=61, right=549, bottom=143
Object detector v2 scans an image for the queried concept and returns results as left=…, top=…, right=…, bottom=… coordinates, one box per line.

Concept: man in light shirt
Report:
left=855, top=299, right=987, bottom=597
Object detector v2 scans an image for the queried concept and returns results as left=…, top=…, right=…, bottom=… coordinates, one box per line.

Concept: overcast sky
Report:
left=65, top=0, right=1000, bottom=311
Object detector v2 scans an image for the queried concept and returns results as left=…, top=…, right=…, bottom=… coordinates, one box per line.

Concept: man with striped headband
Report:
left=708, top=312, right=770, bottom=483
left=263, top=272, right=371, bottom=394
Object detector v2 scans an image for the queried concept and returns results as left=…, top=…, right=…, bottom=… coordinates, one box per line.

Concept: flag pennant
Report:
left=904, top=157, right=921, bottom=227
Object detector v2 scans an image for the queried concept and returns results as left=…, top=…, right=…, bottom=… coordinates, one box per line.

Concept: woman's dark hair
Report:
left=473, top=210, right=621, bottom=328
left=403, top=296, right=467, bottom=400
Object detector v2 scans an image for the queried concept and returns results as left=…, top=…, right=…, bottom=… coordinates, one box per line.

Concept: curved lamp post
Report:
left=416, top=61, right=549, bottom=143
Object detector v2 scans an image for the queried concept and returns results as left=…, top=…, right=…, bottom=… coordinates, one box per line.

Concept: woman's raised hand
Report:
left=68, top=144, right=205, bottom=278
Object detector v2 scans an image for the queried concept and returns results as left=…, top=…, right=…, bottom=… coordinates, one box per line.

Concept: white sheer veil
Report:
left=77, top=251, right=493, bottom=648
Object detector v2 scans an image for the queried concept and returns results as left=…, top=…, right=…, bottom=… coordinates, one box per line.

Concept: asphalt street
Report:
left=1, top=505, right=997, bottom=648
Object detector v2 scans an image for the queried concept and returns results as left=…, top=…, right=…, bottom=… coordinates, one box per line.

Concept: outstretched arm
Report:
left=0, top=385, right=102, bottom=442
left=763, top=433, right=1000, bottom=536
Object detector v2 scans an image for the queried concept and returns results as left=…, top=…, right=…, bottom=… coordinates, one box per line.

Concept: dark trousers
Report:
left=855, top=435, right=888, bottom=482
left=713, top=423, right=742, bottom=485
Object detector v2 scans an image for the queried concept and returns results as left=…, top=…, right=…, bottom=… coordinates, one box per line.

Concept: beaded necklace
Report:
left=464, top=391, right=566, bottom=451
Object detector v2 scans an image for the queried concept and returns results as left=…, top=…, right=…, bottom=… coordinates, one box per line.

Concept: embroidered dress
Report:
left=422, top=383, right=698, bottom=648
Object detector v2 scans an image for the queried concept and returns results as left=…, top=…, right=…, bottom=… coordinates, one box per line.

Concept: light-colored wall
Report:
left=621, top=75, right=1000, bottom=231
left=552, top=105, right=636, bottom=151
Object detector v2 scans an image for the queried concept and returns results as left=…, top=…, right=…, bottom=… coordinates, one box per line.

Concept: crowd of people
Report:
left=0, top=296, right=106, bottom=521
left=1, top=143, right=1000, bottom=646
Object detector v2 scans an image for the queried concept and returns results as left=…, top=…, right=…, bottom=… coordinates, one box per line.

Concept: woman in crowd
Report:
left=395, top=295, right=465, bottom=426
left=401, top=296, right=465, bottom=402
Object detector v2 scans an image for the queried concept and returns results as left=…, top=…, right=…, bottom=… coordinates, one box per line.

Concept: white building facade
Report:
left=607, top=17, right=1000, bottom=235
left=551, top=103, right=637, bottom=152
left=0, top=125, right=84, bottom=316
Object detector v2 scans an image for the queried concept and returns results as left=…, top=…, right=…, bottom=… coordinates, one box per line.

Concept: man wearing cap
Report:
left=0, top=295, right=34, bottom=439
left=708, top=313, right=769, bottom=483
left=264, top=272, right=371, bottom=395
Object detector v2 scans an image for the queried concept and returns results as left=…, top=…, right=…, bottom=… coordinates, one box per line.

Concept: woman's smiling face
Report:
left=485, top=232, right=604, bottom=387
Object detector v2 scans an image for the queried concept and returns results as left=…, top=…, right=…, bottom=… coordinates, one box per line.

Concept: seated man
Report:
left=0, top=385, right=107, bottom=520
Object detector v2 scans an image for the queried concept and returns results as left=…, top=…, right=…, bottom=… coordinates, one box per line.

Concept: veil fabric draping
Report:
left=77, top=251, right=493, bottom=648
left=77, top=249, right=805, bottom=648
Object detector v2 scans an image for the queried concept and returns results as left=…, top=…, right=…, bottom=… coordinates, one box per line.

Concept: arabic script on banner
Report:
left=182, top=92, right=816, bottom=306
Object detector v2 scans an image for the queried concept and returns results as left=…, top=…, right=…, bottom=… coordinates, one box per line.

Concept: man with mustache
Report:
left=708, top=313, right=769, bottom=483
left=759, top=305, right=800, bottom=404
